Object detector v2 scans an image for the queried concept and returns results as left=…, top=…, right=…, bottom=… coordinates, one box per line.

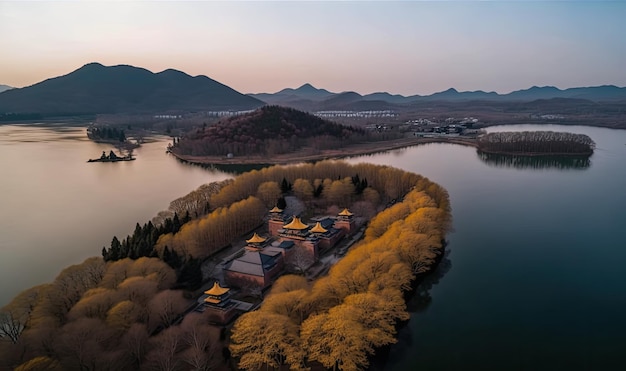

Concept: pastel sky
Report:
left=1, top=1, right=625, bottom=95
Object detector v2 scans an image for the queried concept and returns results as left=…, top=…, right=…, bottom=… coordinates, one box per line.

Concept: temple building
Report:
left=224, top=249, right=284, bottom=289
left=223, top=207, right=356, bottom=290
left=202, top=281, right=237, bottom=324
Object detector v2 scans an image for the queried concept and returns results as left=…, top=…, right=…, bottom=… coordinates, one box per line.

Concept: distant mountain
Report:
left=249, top=83, right=335, bottom=104
left=252, top=84, right=626, bottom=111
left=0, top=85, right=13, bottom=93
left=0, top=63, right=264, bottom=116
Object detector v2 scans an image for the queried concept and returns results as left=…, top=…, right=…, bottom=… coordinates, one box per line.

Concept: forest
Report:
left=476, top=131, right=595, bottom=155
left=169, top=106, right=401, bottom=157
left=1, top=161, right=450, bottom=371
left=87, top=126, right=127, bottom=143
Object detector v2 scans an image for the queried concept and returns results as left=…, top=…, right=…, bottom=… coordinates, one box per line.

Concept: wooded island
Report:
left=476, top=131, right=595, bottom=156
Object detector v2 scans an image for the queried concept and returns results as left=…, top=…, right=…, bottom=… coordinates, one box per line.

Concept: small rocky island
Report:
left=477, top=131, right=595, bottom=156
left=87, top=150, right=135, bottom=163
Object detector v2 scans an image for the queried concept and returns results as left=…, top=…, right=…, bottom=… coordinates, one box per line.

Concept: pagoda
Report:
left=203, top=281, right=237, bottom=324
left=268, top=206, right=285, bottom=235
left=334, top=208, right=355, bottom=233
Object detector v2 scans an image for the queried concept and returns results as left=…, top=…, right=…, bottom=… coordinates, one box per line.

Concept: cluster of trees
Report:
left=208, top=160, right=439, bottom=211
left=155, top=196, right=266, bottom=260
left=477, top=131, right=595, bottom=155
left=170, top=106, right=369, bottom=156
left=87, top=126, right=127, bottom=142
left=101, top=214, right=190, bottom=263
left=230, top=179, right=451, bottom=370
left=0, top=256, right=231, bottom=370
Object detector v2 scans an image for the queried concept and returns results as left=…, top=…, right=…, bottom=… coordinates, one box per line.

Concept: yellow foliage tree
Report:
left=230, top=311, right=306, bottom=370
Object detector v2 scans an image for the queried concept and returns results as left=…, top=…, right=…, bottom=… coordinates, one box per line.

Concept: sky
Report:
left=1, top=1, right=625, bottom=96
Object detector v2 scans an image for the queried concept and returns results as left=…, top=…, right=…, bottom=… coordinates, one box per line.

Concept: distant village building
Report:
left=223, top=207, right=356, bottom=290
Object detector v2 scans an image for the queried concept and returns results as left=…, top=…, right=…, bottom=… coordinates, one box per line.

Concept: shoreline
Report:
left=168, top=136, right=592, bottom=166
left=168, top=137, right=479, bottom=165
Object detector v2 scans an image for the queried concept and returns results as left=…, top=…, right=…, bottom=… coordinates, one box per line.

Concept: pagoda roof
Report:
left=338, top=208, right=353, bottom=216
left=246, top=233, right=267, bottom=244
left=269, top=206, right=283, bottom=213
left=310, top=222, right=328, bottom=233
left=204, top=281, right=230, bottom=296
left=283, top=216, right=309, bottom=230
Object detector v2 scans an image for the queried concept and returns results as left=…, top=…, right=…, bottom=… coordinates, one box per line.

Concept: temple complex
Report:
left=224, top=207, right=355, bottom=290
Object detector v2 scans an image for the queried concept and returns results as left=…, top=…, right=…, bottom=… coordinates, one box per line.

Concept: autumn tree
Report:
left=230, top=311, right=306, bottom=370
left=292, top=178, right=314, bottom=201
left=256, top=181, right=282, bottom=208
left=147, top=290, right=190, bottom=331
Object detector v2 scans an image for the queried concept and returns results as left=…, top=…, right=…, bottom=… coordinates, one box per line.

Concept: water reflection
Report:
left=170, top=156, right=270, bottom=174
left=369, top=249, right=452, bottom=371
left=477, top=151, right=591, bottom=170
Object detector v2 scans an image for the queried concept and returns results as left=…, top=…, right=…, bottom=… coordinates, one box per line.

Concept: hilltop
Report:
left=170, top=105, right=368, bottom=158
left=0, top=84, right=13, bottom=93
left=0, top=63, right=263, bottom=118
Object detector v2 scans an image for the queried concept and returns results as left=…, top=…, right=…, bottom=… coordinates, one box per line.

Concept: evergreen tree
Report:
left=110, top=236, right=122, bottom=260
left=280, top=178, right=292, bottom=193
left=172, top=213, right=181, bottom=234
left=277, top=196, right=287, bottom=210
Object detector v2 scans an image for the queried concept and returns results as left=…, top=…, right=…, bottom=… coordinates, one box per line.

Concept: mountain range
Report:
left=248, top=84, right=626, bottom=112
left=1, top=62, right=625, bottom=118
left=0, top=63, right=263, bottom=116
left=0, top=85, right=13, bottom=93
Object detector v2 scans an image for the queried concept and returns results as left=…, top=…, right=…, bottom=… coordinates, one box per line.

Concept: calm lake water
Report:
left=1, top=123, right=625, bottom=369
left=0, top=124, right=232, bottom=306
left=345, top=124, right=626, bottom=370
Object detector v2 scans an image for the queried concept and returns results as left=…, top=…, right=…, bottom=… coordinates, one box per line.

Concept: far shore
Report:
left=168, top=137, right=480, bottom=165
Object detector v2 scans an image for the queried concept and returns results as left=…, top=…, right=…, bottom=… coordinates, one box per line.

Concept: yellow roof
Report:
left=246, top=233, right=266, bottom=244
left=283, top=216, right=309, bottom=230
left=338, top=208, right=353, bottom=216
left=269, top=206, right=283, bottom=213
left=204, top=297, right=221, bottom=304
left=204, top=282, right=230, bottom=296
left=310, top=222, right=328, bottom=233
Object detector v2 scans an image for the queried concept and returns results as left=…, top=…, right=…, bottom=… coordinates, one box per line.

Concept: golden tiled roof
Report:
left=269, top=206, right=283, bottom=213
left=283, top=216, right=309, bottom=230
left=246, top=233, right=266, bottom=244
left=338, top=208, right=353, bottom=216
left=204, top=281, right=230, bottom=297
left=310, top=222, right=328, bottom=233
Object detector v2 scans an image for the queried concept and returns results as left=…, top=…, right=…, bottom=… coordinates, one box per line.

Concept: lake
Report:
left=345, top=124, right=626, bottom=370
left=0, top=124, right=232, bottom=307
left=1, top=123, right=625, bottom=369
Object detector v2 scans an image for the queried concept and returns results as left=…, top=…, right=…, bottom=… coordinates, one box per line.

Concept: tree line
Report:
left=87, top=126, right=127, bottom=142
left=477, top=131, right=595, bottom=155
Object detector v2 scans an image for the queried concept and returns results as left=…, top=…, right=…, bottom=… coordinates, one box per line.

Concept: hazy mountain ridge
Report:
left=0, top=63, right=264, bottom=116
left=249, top=83, right=626, bottom=112
left=0, top=85, right=13, bottom=93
